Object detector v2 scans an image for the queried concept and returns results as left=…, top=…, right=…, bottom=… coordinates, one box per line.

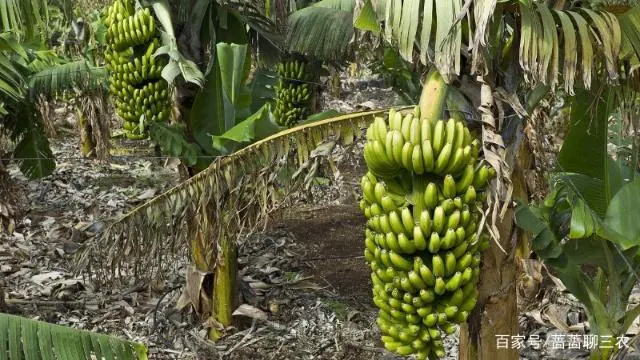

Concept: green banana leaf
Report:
left=514, top=201, right=632, bottom=340
left=12, top=102, right=55, bottom=179
left=0, top=313, right=148, bottom=360
left=298, top=110, right=342, bottom=125
left=557, top=87, right=617, bottom=212
left=217, top=42, right=252, bottom=127
left=604, top=179, right=640, bottom=248
left=148, top=122, right=202, bottom=166
left=211, top=104, right=280, bottom=155
left=188, top=54, right=225, bottom=153
left=186, top=12, right=251, bottom=154
left=514, top=202, right=565, bottom=264
left=151, top=0, right=204, bottom=87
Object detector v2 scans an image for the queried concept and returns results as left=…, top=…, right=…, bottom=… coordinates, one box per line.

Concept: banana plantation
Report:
left=2, top=0, right=640, bottom=359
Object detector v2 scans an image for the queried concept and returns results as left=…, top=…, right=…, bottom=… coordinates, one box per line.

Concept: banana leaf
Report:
left=0, top=313, right=148, bottom=360
left=211, top=104, right=280, bottom=154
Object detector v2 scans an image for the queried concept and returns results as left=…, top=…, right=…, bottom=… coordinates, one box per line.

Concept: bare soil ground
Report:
left=277, top=204, right=370, bottom=303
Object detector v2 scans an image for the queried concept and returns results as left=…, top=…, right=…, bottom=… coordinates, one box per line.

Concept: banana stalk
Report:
left=419, top=69, right=449, bottom=122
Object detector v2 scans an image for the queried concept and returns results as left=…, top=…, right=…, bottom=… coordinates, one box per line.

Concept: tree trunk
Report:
left=90, top=90, right=112, bottom=161
left=0, top=160, right=17, bottom=234
left=459, top=76, right=519, bottom=360
left=459, top=208, right=519, bottom=360
left=1, top=161, right=13, bottom=311
left=0, top=273, right=5, bottom=312
left=190, top=205, right=238, bottom=341
left=78, top=109, right=95, bottom=158
left=210, top=231, right=237, bottom=340
left=329, top=67, right=341, bottom=99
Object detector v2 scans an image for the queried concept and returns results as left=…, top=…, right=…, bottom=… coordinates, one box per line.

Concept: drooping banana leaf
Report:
left=286, top=4, right=355, bottom=61
left=517, top=3, right=621, bottom=91
left=11, top=101, right=55, bottom=179
left=75, top=108, right=411, bottom=285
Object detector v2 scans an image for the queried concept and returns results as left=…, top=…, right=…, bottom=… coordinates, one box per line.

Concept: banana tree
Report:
left=0, top=0, right=55, bottom=180
left=0, top=0, right=56, bottom=241
left=99, top=0, right=300, bottom=340
left=29, top=47, right=111, bottom=160
left=516, top=84, right=640, bottom=360
left=285, top=0, right=640, bottom=358
left=114, top=0, right=284, bottom=172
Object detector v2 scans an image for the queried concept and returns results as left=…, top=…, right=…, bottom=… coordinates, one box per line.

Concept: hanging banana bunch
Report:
left=360, top=106, right=495, bottom=359
left=104, top=0, right=171, bottom=140
left=273, top=57, right=313, bottom=128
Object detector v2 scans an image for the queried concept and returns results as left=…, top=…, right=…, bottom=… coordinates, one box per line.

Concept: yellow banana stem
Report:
left=419, top=69, right=449, bottom=123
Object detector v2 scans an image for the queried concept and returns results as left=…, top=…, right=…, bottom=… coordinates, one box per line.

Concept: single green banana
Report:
left=432, top=120, right=445, bottom=154
left=434, top=143, right=453, bottom=173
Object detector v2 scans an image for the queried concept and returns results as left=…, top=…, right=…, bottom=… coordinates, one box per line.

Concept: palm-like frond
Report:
left=619, top=6, right=640, bottom=62
left=0, top=313, right=148, bottom=360
left=0, top=52, right=24, bottom=101
left=380, top=0, right=478, bottom=80
left=0, top=33, right=28, bottom=102
left=225, top=0, right=283, bottom=48
left=0, top=0, right=48, bottom=38
left=27, top=60, right=107, bottom=98
left=286, top=2, right=355, bottom=60
left=518, top=4, right=623, bottom=94
left=75, top=108, right=411, bottom=284
left=377, top=0, right=630, bottom=90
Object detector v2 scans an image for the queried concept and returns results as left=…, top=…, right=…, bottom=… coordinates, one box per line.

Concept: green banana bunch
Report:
left=364, top=110, right=484, bottom=180
left=107, top=7, right=156, bottom=52
left=105, top=0, right=171, bottom=140
left=105, top=0, right=133, bottom=26
left=360, top=106, right=495, bottom=359
left=274, top=57, right=313, bottom=127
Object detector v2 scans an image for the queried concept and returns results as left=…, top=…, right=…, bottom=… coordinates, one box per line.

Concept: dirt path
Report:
left=224, top=202, right=458, bottom=360
left=276, top=205, right=371, bottom=304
